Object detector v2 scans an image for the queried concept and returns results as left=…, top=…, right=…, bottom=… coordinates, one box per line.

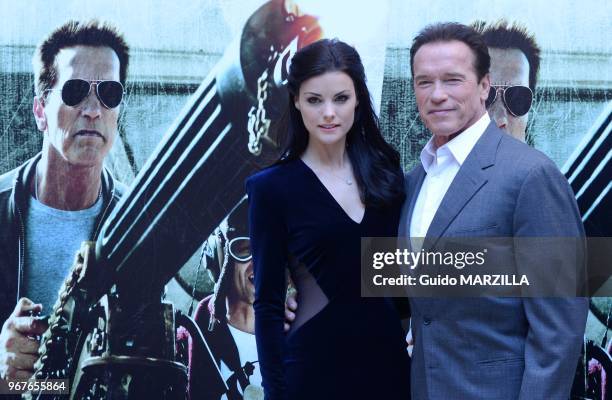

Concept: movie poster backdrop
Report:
left=0, top=0, right=609, bottom=398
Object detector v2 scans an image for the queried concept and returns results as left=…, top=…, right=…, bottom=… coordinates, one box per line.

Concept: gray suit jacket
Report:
left=400, top=123, right=588, bottom=399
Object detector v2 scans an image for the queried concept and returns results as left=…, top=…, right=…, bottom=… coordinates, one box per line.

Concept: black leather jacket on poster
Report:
left=0, top=153, right=125, bottom=324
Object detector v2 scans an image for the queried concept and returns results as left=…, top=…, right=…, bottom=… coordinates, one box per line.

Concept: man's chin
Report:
left=430, top=129, right=458, bottom=144
left=64, top=150, right=106, bottom=168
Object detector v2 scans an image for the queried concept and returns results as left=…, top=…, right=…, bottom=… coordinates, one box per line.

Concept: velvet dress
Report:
left=247, top=159, right=411, bottom=400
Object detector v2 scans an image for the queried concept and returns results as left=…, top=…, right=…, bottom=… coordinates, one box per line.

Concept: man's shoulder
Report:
left=0, top=168, right=18, bottom=196
left=102, top=167, right=128, bottom=202
left=0, top=156, right=39, bottom=198
left=495, top=130, right=561, bottom=178
left=499, top=132, right=552, bottom=162
left=113, top=179, right=128, bottom=199
left=404, top=162, right=424, bottom=181
left=0, top=163, right=27, bottom=211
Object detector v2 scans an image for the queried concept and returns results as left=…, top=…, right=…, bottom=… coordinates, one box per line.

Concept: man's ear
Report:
left=33, top=96, right=47, bottom=132
left=479, top=73, right=491, bottom=103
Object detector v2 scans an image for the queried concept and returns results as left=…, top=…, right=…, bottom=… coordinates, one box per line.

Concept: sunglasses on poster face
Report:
left=485, top=85, right=533, bottom=117
left=228, top=237, right=252, bottom=262
left=46, top=79, right=125, bottom=109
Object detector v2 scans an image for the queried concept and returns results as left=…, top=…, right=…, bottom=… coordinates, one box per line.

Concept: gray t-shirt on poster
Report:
left=23, top=195, right=102, bottom=315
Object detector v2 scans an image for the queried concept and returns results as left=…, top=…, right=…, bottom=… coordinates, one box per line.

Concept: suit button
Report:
left=423, top=317, right=431, bottom=325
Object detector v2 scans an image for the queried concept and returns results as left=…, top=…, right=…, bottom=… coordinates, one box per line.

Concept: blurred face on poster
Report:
left=33, top=45, right=121, bottom=167
left=294, top=71, right=358, bottom=148
left=228, top=237, right=255, bottom=305
left=412, top=40, right=490, bottom=147
left=487, top=47, right=531, bottom=142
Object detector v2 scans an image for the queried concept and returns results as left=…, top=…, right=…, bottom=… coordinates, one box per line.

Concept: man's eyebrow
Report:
left=413, top=74, right=432, bottom=81
left=413, top=72, right=467, bottom=81
left=443, top=72, right=466, bottom=79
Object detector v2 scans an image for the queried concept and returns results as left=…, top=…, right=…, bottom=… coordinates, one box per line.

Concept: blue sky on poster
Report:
left=1, top=0, right=609, bottom=52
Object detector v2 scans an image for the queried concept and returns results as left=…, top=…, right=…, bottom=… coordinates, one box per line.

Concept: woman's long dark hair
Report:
left=277, top=38, right=404, bottom=208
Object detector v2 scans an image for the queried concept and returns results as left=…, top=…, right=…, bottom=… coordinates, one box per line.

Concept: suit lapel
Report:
left=425, top=122, right=501, bottom=246
left=425, top=165, right=487, bottom=241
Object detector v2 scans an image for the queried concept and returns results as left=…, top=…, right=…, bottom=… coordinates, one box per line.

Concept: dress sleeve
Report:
left=246, top=174, right=288, bottom=400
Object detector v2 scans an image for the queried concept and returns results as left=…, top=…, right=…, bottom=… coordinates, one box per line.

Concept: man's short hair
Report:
left=472, top=20, right=541, bottom=91
left=410, top=22, right=490, bottom=82
left=33, top=19, right=129, bottom=98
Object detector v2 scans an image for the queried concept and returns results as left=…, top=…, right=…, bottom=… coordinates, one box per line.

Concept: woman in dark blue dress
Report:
left=246, top=39, right=411, bottom=400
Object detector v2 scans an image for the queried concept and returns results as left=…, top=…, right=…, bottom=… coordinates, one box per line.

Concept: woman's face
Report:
left=294, top=70, right=358, bottom=148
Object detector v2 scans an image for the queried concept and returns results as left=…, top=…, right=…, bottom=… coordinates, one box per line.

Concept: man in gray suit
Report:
left=400, top=22, right=588, bottom=399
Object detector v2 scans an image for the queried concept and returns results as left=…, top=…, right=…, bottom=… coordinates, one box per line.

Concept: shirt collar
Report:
left=420, top=112, right=490, bottom=172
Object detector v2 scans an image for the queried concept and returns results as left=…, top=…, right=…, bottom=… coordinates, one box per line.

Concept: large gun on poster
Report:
left=26, top=1, right=321, bottom=399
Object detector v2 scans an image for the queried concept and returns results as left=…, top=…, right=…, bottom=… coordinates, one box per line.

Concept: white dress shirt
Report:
left=410, top=113, right=491, bottom=243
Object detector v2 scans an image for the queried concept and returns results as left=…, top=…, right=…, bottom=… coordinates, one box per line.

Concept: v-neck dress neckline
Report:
left=297, top=158, right=367, bottom=225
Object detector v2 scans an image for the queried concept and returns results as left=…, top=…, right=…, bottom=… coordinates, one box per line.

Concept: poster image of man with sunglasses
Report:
left=0, top=20, right=127, bottom=382
left=187, top=198, right=263, bottom=400
left=473, top=20, right=539, bottom=144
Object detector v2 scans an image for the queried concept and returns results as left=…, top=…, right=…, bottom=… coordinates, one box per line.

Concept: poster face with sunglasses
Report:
left=33, top=46, right=122, bottom=169
left=0, top=1, right=609, bottom=399
left=486, top=47, right=533, bottom=141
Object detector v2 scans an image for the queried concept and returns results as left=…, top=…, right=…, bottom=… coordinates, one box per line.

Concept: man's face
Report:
left=412, top=40, right=490, bottom=147
left=488, top=47, right=531, bottom=142
left=34, top=45, right=121, bottom=167
left=229, top=240, right=255, bottom=305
